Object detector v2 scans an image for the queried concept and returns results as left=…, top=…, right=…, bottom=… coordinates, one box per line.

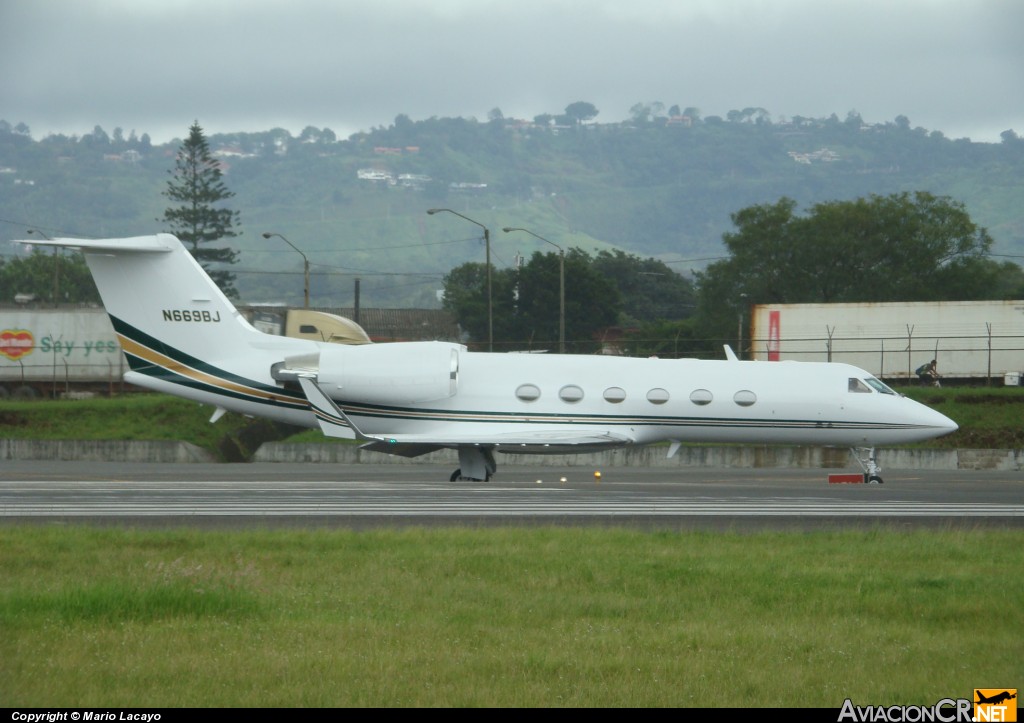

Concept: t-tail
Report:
left=19, top=234, right=260, bottom=360
left=14, top=234, right=312, bottom=420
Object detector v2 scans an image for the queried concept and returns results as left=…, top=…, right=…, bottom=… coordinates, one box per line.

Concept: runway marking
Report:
left=4, top=500, right=1023, bottom=516
left=3, top=481, right=1022, bottom=518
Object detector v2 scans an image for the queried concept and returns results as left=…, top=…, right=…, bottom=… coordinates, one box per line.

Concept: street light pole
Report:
left=502, top=227, right=565, bottom=354
left=427, top=208, right=493, bottom=352
left=738, top=293, right=749, bottom=359
left=262, top=232, right=309, bottom=308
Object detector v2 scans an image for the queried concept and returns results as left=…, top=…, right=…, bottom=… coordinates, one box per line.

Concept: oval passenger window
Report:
left=733, top=390, right=757, bottom=407
left=646, top=388, right=670, bottom=404
left=603, top=387, right=627, bottom=403
left=690, top=389, right=713, bottom=405
left=559, top=385, right=584, bottom=403
left=515, top=384, right=541, bottom=402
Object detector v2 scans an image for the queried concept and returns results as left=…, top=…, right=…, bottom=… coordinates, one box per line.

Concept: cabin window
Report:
left=603, top=387, right=627, bottom=403
left=848, top=378, right=872, bottom=393
left=689, top=389, right=713, bottom=406
left=733, top=390, right=757, bottom=407
left=559, top=385, right=585, bottom=403
left=516, top=384, right=541, bottom=402
left=299, top=324, right=317, bottom=334
left=646, top=388, right=670, bottom=405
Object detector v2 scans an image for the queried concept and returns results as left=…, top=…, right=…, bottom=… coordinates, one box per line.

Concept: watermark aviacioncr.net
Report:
left=838, top=690, right=1017, bottom=723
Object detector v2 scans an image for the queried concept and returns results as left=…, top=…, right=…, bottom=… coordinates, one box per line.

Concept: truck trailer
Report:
left=748, top=300, right=1024, bottom=385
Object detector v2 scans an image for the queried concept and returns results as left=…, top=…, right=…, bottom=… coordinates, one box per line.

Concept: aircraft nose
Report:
left=928, top=406, right=958, bottom=436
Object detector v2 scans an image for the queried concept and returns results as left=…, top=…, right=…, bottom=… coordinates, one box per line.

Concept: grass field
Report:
left=2, top=389, right=1021, bottom=707
left=2, top=525, right=1021, bottom=708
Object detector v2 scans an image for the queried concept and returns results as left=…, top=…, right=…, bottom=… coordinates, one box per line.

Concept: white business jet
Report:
left=19, top=234, right=957, bottom=483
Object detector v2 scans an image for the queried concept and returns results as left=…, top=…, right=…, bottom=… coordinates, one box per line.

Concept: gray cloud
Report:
left=2, top=0, right=1021, bottom=143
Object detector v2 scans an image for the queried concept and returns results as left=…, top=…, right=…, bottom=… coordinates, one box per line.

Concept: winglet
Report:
left=723, top=345, right=739, bottom=361
left=297, top=376, right=360, bottom=440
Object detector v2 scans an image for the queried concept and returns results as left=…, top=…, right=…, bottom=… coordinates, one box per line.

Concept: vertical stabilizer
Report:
left=16, top=233, right=261, bottom=365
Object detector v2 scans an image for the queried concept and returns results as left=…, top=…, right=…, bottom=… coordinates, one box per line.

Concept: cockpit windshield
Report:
left=848, top=377, right=898, bottom=395
left=865, top=377, right=897, bottom=395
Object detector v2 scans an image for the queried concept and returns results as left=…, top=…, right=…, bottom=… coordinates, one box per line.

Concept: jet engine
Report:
left=276, top=341, right=461, bottom=404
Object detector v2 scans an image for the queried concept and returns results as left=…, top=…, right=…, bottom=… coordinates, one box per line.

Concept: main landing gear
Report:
left=450, top=446, right=497, bottom=482
left=851, top=447, right=884, bottom=484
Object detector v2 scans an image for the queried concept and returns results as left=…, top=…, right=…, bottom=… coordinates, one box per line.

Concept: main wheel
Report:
left=449, top=468, right=492, bottom=482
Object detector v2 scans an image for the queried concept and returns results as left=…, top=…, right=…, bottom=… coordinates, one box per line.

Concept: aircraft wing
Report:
left=297, top=375, right=360, bottom=440
left=297, top=376, right=633, bottom=457
left=359, top=429, right=635, bottom=457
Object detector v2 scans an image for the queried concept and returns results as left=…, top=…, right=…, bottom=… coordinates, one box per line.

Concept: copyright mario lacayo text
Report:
left=12, top=714, right=160, bottom=722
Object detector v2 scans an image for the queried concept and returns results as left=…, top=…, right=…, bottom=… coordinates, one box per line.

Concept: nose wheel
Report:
left=851, top=447, right=884, bottom=484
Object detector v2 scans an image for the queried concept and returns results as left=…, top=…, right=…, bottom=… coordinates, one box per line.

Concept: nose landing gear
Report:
left=851, top=447, right=884, bottom=484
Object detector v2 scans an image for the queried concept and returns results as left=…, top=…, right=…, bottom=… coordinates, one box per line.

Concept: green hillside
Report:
left=1, top=115, right=1022, bottom=309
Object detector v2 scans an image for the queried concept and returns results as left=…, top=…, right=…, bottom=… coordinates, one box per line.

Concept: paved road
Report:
left=2, top=461, right=1021, bottom=529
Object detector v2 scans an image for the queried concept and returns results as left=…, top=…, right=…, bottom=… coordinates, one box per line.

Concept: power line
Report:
left=230, top=268, right=444, bottom=278
left=257, top=237, right=477, bottom=254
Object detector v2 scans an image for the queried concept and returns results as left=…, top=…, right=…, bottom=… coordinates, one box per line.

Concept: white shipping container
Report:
left=0, top=307, right=126, bottom=392
left=748, top=300, right=1024, bottom=382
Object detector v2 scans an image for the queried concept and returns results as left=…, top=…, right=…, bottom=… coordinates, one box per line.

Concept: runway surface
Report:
left=2, top=461, right=1022, bottom=529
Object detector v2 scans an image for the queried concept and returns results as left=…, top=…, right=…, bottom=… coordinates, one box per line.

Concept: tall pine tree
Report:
left=161, top=121, right=241, bottom=297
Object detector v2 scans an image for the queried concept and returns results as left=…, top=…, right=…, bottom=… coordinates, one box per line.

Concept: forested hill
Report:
left=1, top=113, right=1022, bottom=308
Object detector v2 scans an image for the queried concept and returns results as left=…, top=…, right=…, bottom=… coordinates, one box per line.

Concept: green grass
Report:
left=0, top=395, right=243, bottom=443
left=0, top=394, right=309, bottom=460
left=897, top=385, right=1024, bottom=448
left=1, top=525, right=1020, bottom=707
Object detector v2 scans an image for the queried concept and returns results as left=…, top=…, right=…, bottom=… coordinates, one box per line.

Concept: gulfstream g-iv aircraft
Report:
left=18, top=234, right=958, bottom=483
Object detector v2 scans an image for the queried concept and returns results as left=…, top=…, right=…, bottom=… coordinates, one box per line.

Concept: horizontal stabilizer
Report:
left=17, top=234, right=177, bottom=253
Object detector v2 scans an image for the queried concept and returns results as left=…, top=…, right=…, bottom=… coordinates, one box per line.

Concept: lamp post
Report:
left=27, top=229, right=59, bottom=306
left=738, top=293, right=749, bottom=359
left=427, top=208, right=492, bottom=352
left=503, top=227, right=565, bottom=354
left=262, top=232, right=309, bottom=308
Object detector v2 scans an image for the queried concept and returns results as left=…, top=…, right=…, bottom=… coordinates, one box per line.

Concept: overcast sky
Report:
left=2, top=0, right=1021, bottom=145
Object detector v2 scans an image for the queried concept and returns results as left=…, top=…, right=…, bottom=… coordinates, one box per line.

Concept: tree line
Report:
left=440, top=192, right=1022, bottom=355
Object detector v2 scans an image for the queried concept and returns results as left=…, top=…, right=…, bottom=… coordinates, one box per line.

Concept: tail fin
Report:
left=17, top=233, right=260, bottom=365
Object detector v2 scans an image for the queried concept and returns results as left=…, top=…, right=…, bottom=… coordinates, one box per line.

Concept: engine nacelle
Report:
left=312, top=341, right=461, bottom=404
